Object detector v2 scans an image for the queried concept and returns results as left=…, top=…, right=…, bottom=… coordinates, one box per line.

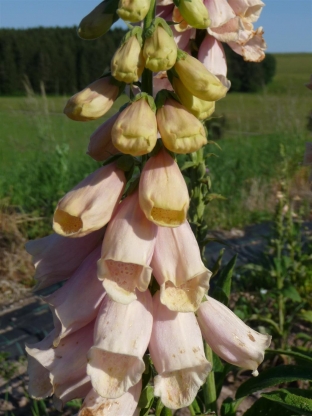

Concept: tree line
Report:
left=0, top=27, right=275, bottom=95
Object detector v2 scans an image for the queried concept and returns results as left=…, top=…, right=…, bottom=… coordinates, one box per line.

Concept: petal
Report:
left=44, top=245, right=105, bottom=345
left=229, top=26, right=266, bottom=62
left=53, top=163, right=126, bottom=237
left=53, top=376, right=91, bottom=411
left=78, top=382, right=142, bottom=416
left=87, top=290, right=153, bottom=398
left=25, top=228, right=104, bottom=290
left=87, top=113, right=120, bottom=161
left=139, top=148, right=190, bottom=227
left=204, top=0, right=235, bottom=28
left=208, top=16, right=242, bottom=43
left=197, top=296, right=271, bottom=374
left=98, top=192, right=157, bottom=303
left=149, top=292, right=211, bottom=409
left=151, top=222, right=211, bottom=311
left=228, top=0, right=265, bottom=23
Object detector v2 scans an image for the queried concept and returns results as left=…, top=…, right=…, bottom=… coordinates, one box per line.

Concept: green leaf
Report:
left=236, top=365, right=312, bottom=399
left=205, top=193, right=226, bottom=203
left=282, top=285, right=302, bottom=302
left=244, top=397, right=297, bottom=416
left=211, top=248, right=225, bottom=278
left=262, top=388, right=312, bottom=416
left=299, top=310, right=312, bottom=323
left=212, top=254, right=237, bottom=305
left=180, top=161, right=197, bottom=171
left=138, top=386, right=154, bottom=415
left=221, top=398, right=244, bottom=416
left=266, top=349, right=312, bottom=365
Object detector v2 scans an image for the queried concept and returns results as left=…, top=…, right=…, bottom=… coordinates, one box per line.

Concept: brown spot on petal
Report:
left=54, top=209, right=83, bottom=235
left=248, top=333, right=256, bottom=342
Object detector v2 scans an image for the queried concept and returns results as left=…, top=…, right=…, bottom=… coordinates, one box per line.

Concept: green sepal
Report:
left=116, top=154, right=135, bottom=172
left=144, top=17, right=174, bottom=39
left=167, top=66, right=180, bottom=84
left=126, top=175, right=140, bottom=196
left=138, top=386, right=154, bottom=414
left=121, top=26, right=144, bottom=47
left=154, top=89, right=180, bottom=109
left=176, top=48, right=188, bottom=62
left=101, top=153, right=123, bottom=167
left=173, top=0, right=180, bottom=6
left=132, top=92, right=157, bottom=113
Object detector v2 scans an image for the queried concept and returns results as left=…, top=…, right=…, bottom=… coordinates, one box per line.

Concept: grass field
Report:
left=0, top=53, right=311, bottom=232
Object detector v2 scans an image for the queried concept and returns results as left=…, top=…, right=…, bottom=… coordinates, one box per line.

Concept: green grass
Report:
left=0, top=53, right=311, bottom=232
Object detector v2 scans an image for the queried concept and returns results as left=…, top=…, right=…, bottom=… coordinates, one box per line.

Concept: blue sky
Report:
left=0, top=0, right=311, bottom=53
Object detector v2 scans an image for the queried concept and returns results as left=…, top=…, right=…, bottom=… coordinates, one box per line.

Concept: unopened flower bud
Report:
left=117, top=0, right=150, bottom=22
left=172, top=77, right=215, bottom=120
left=157, top=97, right=207, bottom=153
left=139, top=148, right=190, bottom=227
left=78, top=0, right=119, bottom=40
left=111, top=36, right=145, bottom=83
left=112, top=96, right=157, bottom=156
left=64, top=77, right=120, bottom=121
left=87, top=113, right=120, bottom=161
left=178, top=0, right=210, bottom=29
left=174, top=52, right=228, bottom=101
left=143, top=26, right=178, bottom=72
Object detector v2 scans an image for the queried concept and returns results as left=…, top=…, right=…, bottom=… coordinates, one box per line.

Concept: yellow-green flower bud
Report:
left=78, top=0, right=118, bottom=40
left=172, top=77, right=215, bottom=120
left=143, top=26, right=178, bottom=72
left=111, top=36, right=145, bottom=84
left=117, top=0, right=150, bottom=23
left=174, top=53, right=228, bottom=101
left=112, top=97, right=157, bottom=156
left=178, top=0, right=210, bottom=29
left=63, top=77, right=119, bottom=122
left=157, top=97, right=207, bottom=154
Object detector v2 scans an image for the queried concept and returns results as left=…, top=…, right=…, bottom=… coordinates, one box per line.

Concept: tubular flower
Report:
left=26, top=322, right=94, bottom=410
left=204, top=0, right=235, bottom=28
left=53, top=163, right=126, bottom=238
left=25, top=228, right=104, bottom=290
left=151, top=221, right=211, bottom=312
left=174, top=52, right=229, bottom=101
left=87, top=112, right=120, bottom=162
left=197, top=296, right=272, bottom=376
left=64, top=77, right=120, bottom=121
left=78, top=0, right=119, bottom=40
left=98, top=191, right=157, bottom=304
left=149, top=292, right=211, bottom=409
left=117, top=0, right=151, bottom=22
left=78, top=382, right=142, bottom=416
left=139, top=147, right=190, bottom=227
left=44, top=245, right=105, bottom=346
left=177, top=0, right=210, bottom=29
left=172, top=76, right=215, bottom=120
left=111, top=35, right=145, bottom=83
left=143, top=25, right=178, bottom=72
left=87, top=290, right=153, bottom=398
left=112, top=96, right=158, bottom=156
left=156, top=96, right=207, bottom=154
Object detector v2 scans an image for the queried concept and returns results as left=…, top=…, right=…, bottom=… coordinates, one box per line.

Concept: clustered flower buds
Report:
left=26, top=0, right=269, bottom=414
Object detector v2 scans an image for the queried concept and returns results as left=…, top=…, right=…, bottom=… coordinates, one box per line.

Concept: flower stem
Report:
left=141, top=0, right=156, bottom=96
left=204, top=341, right=218, bottom=414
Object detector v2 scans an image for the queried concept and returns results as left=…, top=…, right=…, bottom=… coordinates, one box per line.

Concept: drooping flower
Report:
left=87, top=289, right=153, bottom=398
left=156, top=95, right=207, bottom=153
left=149, top=292, right=211, bottom=409
left=78, top=382, right=142, bottom=416
left=151, top=221, right=211, bottom=312
left=78, top=0, right=119, bottom=40
left=197, top=296, right=272, bottom=376
left=174, top=51, right=229, bottom=101
left=63, top=77, right=120, bottom=121
left=139, top=147, right=190, bottom=227
left=172, top=76, right=215, bottom=120
left=112, top=95, right=158, bottom=156
left=143, top=24, right=178, bottom=72
left=98, top=191, right=157, bottom=304
left=117, top=0, right=151, bottom=23
left=44, top=245, right=105, bottom=346
left=25, top=228, right=104, bottom=290
left=111, top=35, right=145, bottom=83
left=53, top=163, right=126, bottom=237
left=26, top=322, right=94, bottom=410
left=87, top=112, right=120, bottom=162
